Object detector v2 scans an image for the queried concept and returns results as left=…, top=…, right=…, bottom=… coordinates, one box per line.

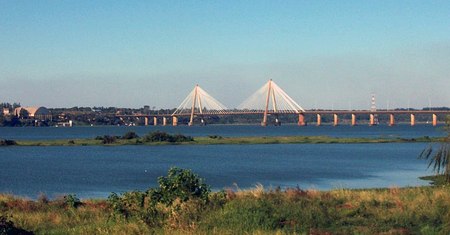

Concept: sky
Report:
left=1, top=0, right=449, bottom=109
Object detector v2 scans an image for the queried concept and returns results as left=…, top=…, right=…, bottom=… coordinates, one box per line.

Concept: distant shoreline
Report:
left=4, top=135, right=442, bottom=147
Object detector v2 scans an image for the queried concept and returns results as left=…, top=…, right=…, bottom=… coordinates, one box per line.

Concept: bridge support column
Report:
left=410, top=114, right=415, bottom=126
left=163, top=117, right=167, bottom=126
left=298, top=113, right=305, bottom=126
left=261, top=116, right=268, bottom=126
left=432, top=114, right=437, bottom=126
left=389, top=114, right=395, bottom=126
left=369, top=114, right=375, bottom=126
left=333, top=114, right=339, bottom=126
left=316, top=114, right=321, bottom=126
left=172, top=116, right=178, bottom=126
left=351, top=114, right=356, bottom=126
left=144, top=117, right=149, bottom=126
left=153, top=117, right=158, bottom=126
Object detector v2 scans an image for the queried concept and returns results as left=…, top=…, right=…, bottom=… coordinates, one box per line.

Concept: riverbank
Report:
left=1, top=184, right=449, bottom=234
left=5, top=134, right=442, bottom=147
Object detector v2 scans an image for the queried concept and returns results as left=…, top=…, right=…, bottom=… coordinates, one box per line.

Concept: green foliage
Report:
left=208, top=135, right=223, bottom=139
left=2, top=182, right=450, bottom=234
left=150, top=167, right=210, bottom=205
left=143, top=131, right=194, bottom=143
left=0, top=215, right=33, bottom=235
left=64, top=194, right=81, bottom=208
left=0, top=139, right=17, bottom=146
left=419, top=116, right=450, bottom=182
left=95, top=135, right=118, bottom=144
left=122, top=131, right=139, bottom=140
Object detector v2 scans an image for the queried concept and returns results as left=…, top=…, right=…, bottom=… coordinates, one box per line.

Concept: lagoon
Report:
left=0, top=143, right=432, bottom=199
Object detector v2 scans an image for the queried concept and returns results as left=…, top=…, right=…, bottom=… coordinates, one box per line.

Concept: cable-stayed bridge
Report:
left=116, top=80, right=450, bottom=126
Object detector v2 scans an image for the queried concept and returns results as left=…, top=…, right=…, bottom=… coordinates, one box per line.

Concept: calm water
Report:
left=0, top=143, right=433, bottom=199
left=0, top=124, right=445, bottom=140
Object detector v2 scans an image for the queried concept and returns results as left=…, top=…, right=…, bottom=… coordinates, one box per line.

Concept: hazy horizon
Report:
left=1, top=1, right=449, bottom=110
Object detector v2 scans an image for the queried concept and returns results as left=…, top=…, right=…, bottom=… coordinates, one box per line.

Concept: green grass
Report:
left=9, top=135, right=442, bottom=147
left=2, top=185, right=450, bottom=234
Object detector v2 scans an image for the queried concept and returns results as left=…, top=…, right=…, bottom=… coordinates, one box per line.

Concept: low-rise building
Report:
left=14, top=107, right=52, bottom=120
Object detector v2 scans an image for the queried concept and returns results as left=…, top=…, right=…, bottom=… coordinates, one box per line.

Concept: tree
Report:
left=419, top=116, right=450, bottom=183
left=149, top=167, right=210, bottom=205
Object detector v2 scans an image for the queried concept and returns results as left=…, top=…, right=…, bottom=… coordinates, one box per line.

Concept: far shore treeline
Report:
left=1, top=103, right=450, bottom=126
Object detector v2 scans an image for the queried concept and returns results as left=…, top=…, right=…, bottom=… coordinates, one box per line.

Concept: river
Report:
left=0, top=124, right=443, bottom=199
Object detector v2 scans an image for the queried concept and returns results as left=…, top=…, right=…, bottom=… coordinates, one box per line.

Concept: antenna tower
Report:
left=370, top=93, right=379, bottom=125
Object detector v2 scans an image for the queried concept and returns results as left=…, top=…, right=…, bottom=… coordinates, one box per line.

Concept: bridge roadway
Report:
left=116, top=110, right=450, bottom=126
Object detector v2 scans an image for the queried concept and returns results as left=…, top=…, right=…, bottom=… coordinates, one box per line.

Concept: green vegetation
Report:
left=0, top=168, right=449, bottom=234
left=3, top=131, right=442, bottom=147
left=143, top=131, right=194, bottom=143
left=0, top=139, right=17, bottom=146
left=420, top=116, right=450, bottom=183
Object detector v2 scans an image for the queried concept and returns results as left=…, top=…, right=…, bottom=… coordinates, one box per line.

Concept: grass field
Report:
left=1, top=184, right=449, bottom=234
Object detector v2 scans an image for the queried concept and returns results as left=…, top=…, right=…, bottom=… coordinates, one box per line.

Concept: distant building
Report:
left=2, top=108, right=10, bottom=116
left=14, top=107, right=52, bottom=120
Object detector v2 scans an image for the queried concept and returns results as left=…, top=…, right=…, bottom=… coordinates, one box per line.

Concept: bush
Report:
left=122, top=131, right=139, bottom=140
left=0, top=139, right=17, bottom=146
left=150, top=167, right=210, bottom=205
left=0, top=215, right=34, bottom=235
left=96, top=135, right=117, bottom=144
left=64, top=194, right=81, bottom=208
left=107, top=167, right=211, bottom=229
left=143, top=131, right=193, bottom=143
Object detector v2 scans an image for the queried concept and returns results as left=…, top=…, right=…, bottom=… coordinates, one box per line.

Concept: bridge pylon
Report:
left=172, top=84, right=228, bottom=126
left=238, top=79, right=305, bottom=126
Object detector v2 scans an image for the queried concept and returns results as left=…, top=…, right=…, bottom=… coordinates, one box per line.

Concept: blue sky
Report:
left=1, top=1, right=449, bottom=109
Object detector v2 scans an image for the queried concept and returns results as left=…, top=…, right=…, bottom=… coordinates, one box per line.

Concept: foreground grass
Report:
left=1, top=185, right=450, bottom=234
left=11, top=135, right=440, bottom=147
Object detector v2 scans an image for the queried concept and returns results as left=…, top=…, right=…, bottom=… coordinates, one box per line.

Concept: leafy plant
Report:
left=143, top=131, right=193, bottom=143
left=0, top=139, right=17, bottom=146
left=149, top=167, right=210, bottom=205
left=0, top=215, right=33, bottom=235
left=419, top=116, right=450, bottom=183
left=97, top=135, right=117, bottom=144
left=64, top=194, right=81, bottom=208
left=122, top=131, right=139, bottom=140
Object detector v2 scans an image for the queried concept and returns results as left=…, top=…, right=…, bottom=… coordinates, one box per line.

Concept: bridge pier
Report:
left=410, top=114, right=415, bottom=126
left=172, top=116, right=178, bottom=126
left=333, top=114, right=339, bottom=126
left=144, top=117, right=149, bottom=126
left=432, top=114, right=437, bottom=126
left=369, top=114, right=375, bottom=126
left=316, top=114, right=321, bottom=126
left=163, top=117, right=167, bottom=126
left=389, top=114, right=395, bottom=126
left=153, top=117, right=158, bottom=126
left=351, top=114, right=356, bottom=126
left=298, top=113, right=306, bottom=126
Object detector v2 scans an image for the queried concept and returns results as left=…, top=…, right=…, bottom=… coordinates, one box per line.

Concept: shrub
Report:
left=143, top=131, right=171, bottom=142
left=0, top=215, right=34, bottom=235
left=98, top=135, right=117, bottom=144
left=143, top=131, right=193, bottom=143
left=64, top=194, right=81, bottom=208
left=122, top=131, right=139, bottom=140
left=149, top=167, right=210, bottom=206
left=0, top=139, right=17, bottom=146
left=208, top=135, right=222, bottom=139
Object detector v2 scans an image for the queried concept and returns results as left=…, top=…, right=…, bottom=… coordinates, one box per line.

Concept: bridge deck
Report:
left=116, top=110, right=450, bottom=118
